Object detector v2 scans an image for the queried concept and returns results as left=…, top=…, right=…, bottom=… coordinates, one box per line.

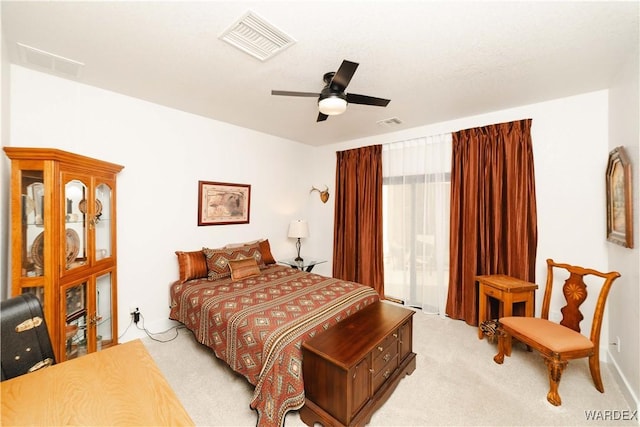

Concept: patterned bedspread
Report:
left=169, top=264, right=380, bottom=427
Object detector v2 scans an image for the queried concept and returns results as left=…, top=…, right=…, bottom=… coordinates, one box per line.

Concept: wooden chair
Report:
left=493, top=259, right=620, bottom=406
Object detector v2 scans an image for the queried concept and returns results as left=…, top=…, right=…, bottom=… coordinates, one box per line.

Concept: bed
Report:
left=169, top=240, right=380, bottom=427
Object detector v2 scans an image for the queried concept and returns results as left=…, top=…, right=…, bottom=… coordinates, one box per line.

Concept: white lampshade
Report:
left=288, top=219, right=309, bottom=239
left=318, top=96, right=347, bottom=116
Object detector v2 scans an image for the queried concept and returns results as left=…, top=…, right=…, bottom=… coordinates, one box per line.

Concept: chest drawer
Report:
left=374, top=330, right=398, bottom=355
left=484, top=286, right=503, bottom=299
left=373, top=335, right=398, bottom=373
left=373, top=354, right=398, bottom=391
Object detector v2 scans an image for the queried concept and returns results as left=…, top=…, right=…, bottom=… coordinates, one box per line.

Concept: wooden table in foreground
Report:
left=1, top=339, right=194, bottom=426
left=476, top=274, right=538, bottom=354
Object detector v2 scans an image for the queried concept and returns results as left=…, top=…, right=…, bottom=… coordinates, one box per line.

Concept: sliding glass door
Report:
left=382, top=135, right=451, bottom=314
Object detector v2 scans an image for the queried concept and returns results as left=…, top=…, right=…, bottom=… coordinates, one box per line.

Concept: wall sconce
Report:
left=288, top=219, right=309, bottom=261
left=310, top=185, right=330, bottom=203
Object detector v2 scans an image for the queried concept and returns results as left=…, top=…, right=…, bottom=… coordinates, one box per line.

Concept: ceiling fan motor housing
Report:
left=319, top=86, right=346, bottom=102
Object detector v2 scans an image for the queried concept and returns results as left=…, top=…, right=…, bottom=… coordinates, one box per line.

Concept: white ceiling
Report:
left=2, top=1, right=638, bottom=146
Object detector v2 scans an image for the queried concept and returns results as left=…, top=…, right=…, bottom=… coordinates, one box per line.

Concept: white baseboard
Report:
left=606, top=348, right=640, bottom=422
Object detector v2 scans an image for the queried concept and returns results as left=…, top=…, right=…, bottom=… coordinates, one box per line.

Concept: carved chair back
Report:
left=539, top=259, right=621, bottom=350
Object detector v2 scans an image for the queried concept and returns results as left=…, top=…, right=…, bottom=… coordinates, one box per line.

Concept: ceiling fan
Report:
left=271, top=60, right=391, bottom=122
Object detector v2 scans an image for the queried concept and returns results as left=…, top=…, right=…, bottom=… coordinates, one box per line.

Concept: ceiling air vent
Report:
left=219, top=11, right=296, bottom=61
left=377, top=117, right=403, bottom=127
left=17, top=43, right=84, bottom=78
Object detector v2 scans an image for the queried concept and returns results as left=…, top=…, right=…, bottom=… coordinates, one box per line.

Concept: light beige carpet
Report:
left=142, top=305, right=635, bottom=426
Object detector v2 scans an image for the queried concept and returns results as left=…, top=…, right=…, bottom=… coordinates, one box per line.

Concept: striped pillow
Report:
left=175, top=250, right=208, bottom=283
left=229, top=258, right=261, bottom=281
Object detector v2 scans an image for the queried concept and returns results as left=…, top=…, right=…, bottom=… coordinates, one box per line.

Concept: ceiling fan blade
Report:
left=346, top=93, right=390, bottom=107
left=317, top=112, right=329, bottom=122
left=330, top=60, right=359, bottom=91
left=271, top=90, right=319, bottom=98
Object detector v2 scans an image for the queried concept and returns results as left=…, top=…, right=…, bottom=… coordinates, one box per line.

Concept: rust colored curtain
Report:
left=445, top=119, right=537, bottom=325
left=333, top=145, right=384, bottom=296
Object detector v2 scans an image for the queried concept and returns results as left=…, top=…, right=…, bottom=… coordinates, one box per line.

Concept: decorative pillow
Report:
left=229, top=258, right=261, bottom=281
left=203, top=243, right=265, bottom=281
left=224, top=238, right=276, bottom=265
left=175, top=250, right=208, bottom=283
left=258, top=239, right=276, bottom=264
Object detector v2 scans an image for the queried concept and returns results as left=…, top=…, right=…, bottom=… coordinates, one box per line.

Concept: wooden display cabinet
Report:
left=4, top=147, right=124, bottom=362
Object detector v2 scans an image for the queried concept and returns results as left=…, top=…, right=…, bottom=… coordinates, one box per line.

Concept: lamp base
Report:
left=295, top=238, right=303, bottom=263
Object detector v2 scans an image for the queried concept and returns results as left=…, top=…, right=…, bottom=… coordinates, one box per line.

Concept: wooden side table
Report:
left=476, top=274, right=538, bottom=355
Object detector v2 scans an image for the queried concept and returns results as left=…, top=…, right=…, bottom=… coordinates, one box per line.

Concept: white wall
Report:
left=6, top=65, right=315, bottom=339
left=607, top=49, right=640, bottom=411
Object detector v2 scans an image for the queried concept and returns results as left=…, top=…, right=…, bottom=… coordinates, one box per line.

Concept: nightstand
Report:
left=279, top=259, right=327, bottom=272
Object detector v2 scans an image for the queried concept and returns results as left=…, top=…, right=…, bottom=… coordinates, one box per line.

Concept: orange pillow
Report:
left=229, top=258, right=261, bottom=281
left=175, top=250, right=208, bottom=283
left=258, top=239, right=276, bottom=264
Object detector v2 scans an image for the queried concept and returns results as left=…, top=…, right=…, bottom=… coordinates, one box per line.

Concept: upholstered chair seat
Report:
left=499, top=317, right=593, bottom=353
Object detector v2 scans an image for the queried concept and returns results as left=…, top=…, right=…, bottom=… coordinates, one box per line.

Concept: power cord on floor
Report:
left=117, top=312, right=185, bottom=343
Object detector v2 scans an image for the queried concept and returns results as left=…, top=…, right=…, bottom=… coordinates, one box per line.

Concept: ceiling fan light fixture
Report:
left=318, top=95, right=347, bottom=116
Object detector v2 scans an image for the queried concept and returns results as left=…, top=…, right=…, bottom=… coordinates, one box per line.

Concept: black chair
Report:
left=1, top=293, right=56, bottom=381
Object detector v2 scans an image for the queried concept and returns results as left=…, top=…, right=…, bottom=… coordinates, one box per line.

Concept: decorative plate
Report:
left=30, top=229, right=81, bottom=269
left=30, top=232, right=45, bottom=269
left=65, top=229, right=80, bottom=266
left=78, top=198, right=103, bottom=216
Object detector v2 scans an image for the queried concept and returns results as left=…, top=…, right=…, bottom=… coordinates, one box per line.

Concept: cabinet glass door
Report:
left=23, top=172, right=45, bottom=278
left=63, top=178, right=88, bottom=271
left=95, top=272, right=114, bottom=351
left=64, top=281, right=88, bottom=360
left=94, top=183, right=112, bottom=261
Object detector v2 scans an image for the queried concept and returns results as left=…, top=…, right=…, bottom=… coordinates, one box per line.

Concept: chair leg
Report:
left=544, top=357, right=567, bottom=406
left=493, top=329, right=507, bottom=364
left=589, top=354, right=604, bottom=393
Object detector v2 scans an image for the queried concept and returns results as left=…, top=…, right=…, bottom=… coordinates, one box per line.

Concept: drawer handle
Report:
left=383, top=369, right=391, bottom=379
left=393, top=333, right=398, bottom=338
left=377, top=346, right=384, bottom=352
left=383, top=353, right=391, bottom=362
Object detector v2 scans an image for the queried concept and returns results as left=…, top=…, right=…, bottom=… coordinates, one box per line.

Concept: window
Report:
left=382, top=134, right=451, bottom=314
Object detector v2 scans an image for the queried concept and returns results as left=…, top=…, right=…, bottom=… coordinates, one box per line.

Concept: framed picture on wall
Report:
left=605, top=146, right=633, bottom=248
left=198, top=181, right=251, bottom=226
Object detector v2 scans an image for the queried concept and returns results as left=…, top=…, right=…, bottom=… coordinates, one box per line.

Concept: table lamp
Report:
left=288, top=219, right=309, bottom=261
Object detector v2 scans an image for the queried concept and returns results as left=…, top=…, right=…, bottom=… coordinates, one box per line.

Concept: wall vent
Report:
left=17, top=43, right=84, bottom=78
left=377, top=117, right=403, bottom=127
left=219, top=11, right=296, bottom=61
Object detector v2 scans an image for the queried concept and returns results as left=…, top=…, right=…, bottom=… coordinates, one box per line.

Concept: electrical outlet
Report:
left=130, top=307, right=140, bottom=324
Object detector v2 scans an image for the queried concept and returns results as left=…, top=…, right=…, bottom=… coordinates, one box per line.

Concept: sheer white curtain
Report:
left=382, top=134, right=452, bottom=316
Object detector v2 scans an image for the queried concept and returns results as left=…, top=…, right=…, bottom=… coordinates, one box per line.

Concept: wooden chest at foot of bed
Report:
left=301, top=301, right=416, bottom=427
